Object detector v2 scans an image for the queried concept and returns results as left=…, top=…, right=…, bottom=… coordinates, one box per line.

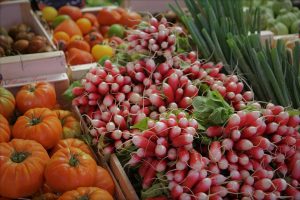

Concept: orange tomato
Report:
left=54, top=19, right=82, bottom=37
left=83, top=13, right=99, bottom=27
left=94, top=166, right=115, bottom=195
left=53, top=31, right=70, bottom=43
left=76, top=18, right=92, bottom=35
left=70, top=35, right=83, bottom=41
left=84, top=32, right=103, bottom=47
left=58, top=6, right=82, bottom=21
left=99, top=25, right=110, bottom=37
left=67, top=40, right=90, bottom=52
left=119, top=11, right=142, bottom=28
left=66, top=48, right=94, bottom=65
left=97, top=9, right=121, bottom=26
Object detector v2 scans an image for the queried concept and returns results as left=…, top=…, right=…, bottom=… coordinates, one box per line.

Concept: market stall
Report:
left=0, top=0, right=300, bottom=200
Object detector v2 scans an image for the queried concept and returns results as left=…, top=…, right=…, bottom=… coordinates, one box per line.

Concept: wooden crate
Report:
left=73, top=106, right=127, bottom=200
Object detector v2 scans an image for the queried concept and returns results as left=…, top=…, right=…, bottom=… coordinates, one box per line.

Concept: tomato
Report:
left=45, top=147, right=97, bottom=193
left=12, top=108, right=62, bottom=149
left=119, top=11, right=142, bottom=28
left=58, top=6, right=82, bottom=21
left=83, top=13, right=99, bottom=27
left=58, top=187, right=113, bottom=200
left=76, top=18, right=92, bottom=35
left=53, top=31, right=70, bottom=44
left=54, top=110, right=81, bottom=139
left=15, top=82, right=56, bottom=113
left=97, top=9, right=121, bottom=26
left=0, top=139, right=49, bottom=198
left=0, top=114, right=10, bottom=143
left=67, top=40, right=90, bottom=52
left=51, top=138, right=94, bottom=158
left=91, top=44, right=114, bottom=61
left=54, top=19, right=82, bottom=37
left=84, top=32, right=103, bottom=47
left=42, top=6, right=58, bottom=22
left=66, top=48, right=94, bottom=65
left=0, top=87, right=15, bottom=120
left=94, top=166, right=115, bottom=195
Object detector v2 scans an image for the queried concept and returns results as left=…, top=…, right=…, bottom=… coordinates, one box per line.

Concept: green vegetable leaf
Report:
left=62, top=81, right=82, bottom=101
left=131, top=117, right=149, bottom=131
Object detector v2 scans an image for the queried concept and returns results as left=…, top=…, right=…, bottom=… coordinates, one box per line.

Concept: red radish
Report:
left=174, top=169, right=187, bottom=183
left=113, top=115, right=126, bottom=129
left=182, top=170, right=199, bottom=191
left=240, top=184, right=254, bottom=197
left=172, top=134, right=193, bottom=147
left=91, top=119, right=106, bottom=128
left=132, top=135, right=156, bottom=152
left=156, top=160, right=167, bottom=172
left=106, top=122, right=116, bottom=132
left=142, top=160, right=158, bottom=189
left=206, top=126, right=223, bottom=137
left=162, top=83, right=174, bottom=103
left=155, top=144, right=167, bottom=158
left=222, top=138, right=233, bottom=150
left=210, top=174, right=226, bottom=186
left=111, top=130, right=122, bottom=140
left=72, top=87, right=85, bottom=96
left=271, top=178, right=287, bottom=192
left=178, top=118, right=189, bottom=128
left=275, top=111, right=289, bottom=125
left=166, top=171, right=174, bottom=181
left=234, top=139, right=253, bottom=151
left=247, top=147, right=264, bottom=160
left=193, top=177, right=212, bottom=193
left=175, top=88, right=184, bottom=103
left=157, top=63, right=170, bottom=76
left=230, top=129, right=241, bottom=141
left=209, top=141, right=222, bottom=163
left=210, top=186, right=228, bottom=197
left=137, top=148, right=154, bottom=157
left=126, top=153, right=142, bottom=166
left=254, top=178, right=272, bottom=191
left=188, top=119, right=198, bottom=129
left=184, top=84, right=198, bottom=97
left=226, top=181, right=240, bottom=193
left=168, top=74, right=179, bottom=92
left=227, top=114, right=241, bottom=128
left=230, top=170, right=241, bottom=180
left=178, top=147, right=190, bottom=162
left=154, top=121, right=168, bottom=137
left=198, top=169, right=208, bottom=180
left=171, top=184, right=183, bottom=199
left=178, top=193, right=191, bottom=200
left=149, top=93, right=165, bottom=107
left=120, top=85, right=131, bottom=94
left=244, top=176, right=254, bottom=186
left=176, top=160, right=187, bottom=170
left=179, top=97, right=192, bottom=109
left=249, top=136, right=270, bottom=150
left=189, top=150, right=203, bottom=170
left=288, top=115, right=300, bottom=127
left=253, top=190, right=265, bottom=200
left=265, top=122, right=279, bottom=134
left=168, top=148, right=177, bottom=160
left=103, top=94, right=114, bottom=107
left=241, top=126, right=257, bottom=138
left=285, top=186, right=300, bottom=199
left=218, top=157, right=229, bottom=170
left=227, top=150, right=238, bottom=163
left=208, top=163, right=220, bottom=174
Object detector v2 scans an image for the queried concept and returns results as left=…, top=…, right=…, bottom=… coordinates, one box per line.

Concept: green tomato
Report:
left=108, top=24, right=125, bottom=38
left=52, top=15, right=70, bottom=28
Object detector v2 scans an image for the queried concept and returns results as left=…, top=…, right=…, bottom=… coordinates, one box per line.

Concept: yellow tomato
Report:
left=76, top=18, right=92, bottom=35
left=53, top=31, right=70, bottom=43
left=91, top=44, right=114, bottom=61
left=42, top=6, right=58, bottom=22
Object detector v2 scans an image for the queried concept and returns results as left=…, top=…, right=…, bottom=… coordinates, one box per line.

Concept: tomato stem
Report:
left=69, top=154, right=79, bottom=167
left=78, top=195, right=89, bottom=200
left=30, top=117, right=41, bottom=125
left=11, top=151, right=30, bottom=163
left=28, top=84, right=36, bottom=92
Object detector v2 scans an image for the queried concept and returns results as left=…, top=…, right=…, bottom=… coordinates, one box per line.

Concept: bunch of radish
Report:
left=70, top=16, right=300, bottom=199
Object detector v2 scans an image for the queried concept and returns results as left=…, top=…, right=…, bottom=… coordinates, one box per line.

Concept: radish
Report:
left=142, top=160, right=158, bottom=189
left=156, top=160, right=167, bottom=172
left=179, top=193, right=191, bottom=200
left=149, top=93, right=165, bottom=107
left=206, top=126, right=223, bottom=137
left=132, top=135, right=156, bottom=152
left=240, top=184, right=254, bottom=197
left=209, top=141, right=222, bottom=163
left=174, top=169, right=187, bottom=183
left=253, top=178, right=272, bottom=191
left=171, top=184, right=183, bottom=199
left=210, top=186, right=228, bottom=197
left=178, top=147, right=190, bottom=162
left=172, top=134, right=193, bottom=147
left=286, top=186, right=300, bottom=199
left=182, top=170, right=200, bottom=191
left=230, top=170, right=241, bottom=181
left=193, top=177, right=212, bottom=193
left=222, top=138, right=233, bottom=150
left=253, top=190, right=265, bottom=200
left=189, top=150, right=203, bottom=170
left=176, top=160, right=187, bottom=170
left=155, top=144, right=167, bottom=158
left=271, top=178, right=287, bottom=192
left=226, top=150, right=238, bottom=163
left=162, top=83, right=175, bottom=103
left=226, top=181, right=240, bottom=193
left=175, top=88, right=184, bottom=103
left=249, top=136, right=270, bottom=150
left=168, top=148, right=177, bottom=160
left=126, top=153, right=142, bottom=166
left=168, top=74, right=179, bottom=92
left=244, top=176, right=254, bottom=186
left=234, top=139, right=253, bottom=151
left=154, top=121, right=168, bottom=137
left=210, top=174, right=226, bottom=186
left=247, top=146, right=264, bottom=160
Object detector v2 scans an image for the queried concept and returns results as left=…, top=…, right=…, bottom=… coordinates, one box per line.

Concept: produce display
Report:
left=0, top=85, right=115, bottom=199
left=0, top=23, right=53, bottom=57
left=70, top=14, right=300, bottom=199
left=0, top=1, right=300, bottom=200
left=41, top=5, right=141, bottom=66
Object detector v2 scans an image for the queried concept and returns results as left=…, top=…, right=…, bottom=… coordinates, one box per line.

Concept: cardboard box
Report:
left=68, top=62, right=98, bottom=81
left=124, top=0, right=185, bottom=13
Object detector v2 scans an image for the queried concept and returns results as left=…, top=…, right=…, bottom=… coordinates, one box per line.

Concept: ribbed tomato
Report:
left=0, top=114, right=10, bottom=143
left=0, top=139, right=49, bottom=198
left=45, top=147, right=97, bottom=193
left=12, top=108, right=62, bottom=149
left=15, top=82, right=56, bottom=113
left=54, top=110, right=81, bottom=138
left=0, top=87, right=15, bottom=119
left=51, top=138, right=94, bottom=159
left=94, top=166, right=115, bottom=195
left=58, top=187, right=113, bottom=200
